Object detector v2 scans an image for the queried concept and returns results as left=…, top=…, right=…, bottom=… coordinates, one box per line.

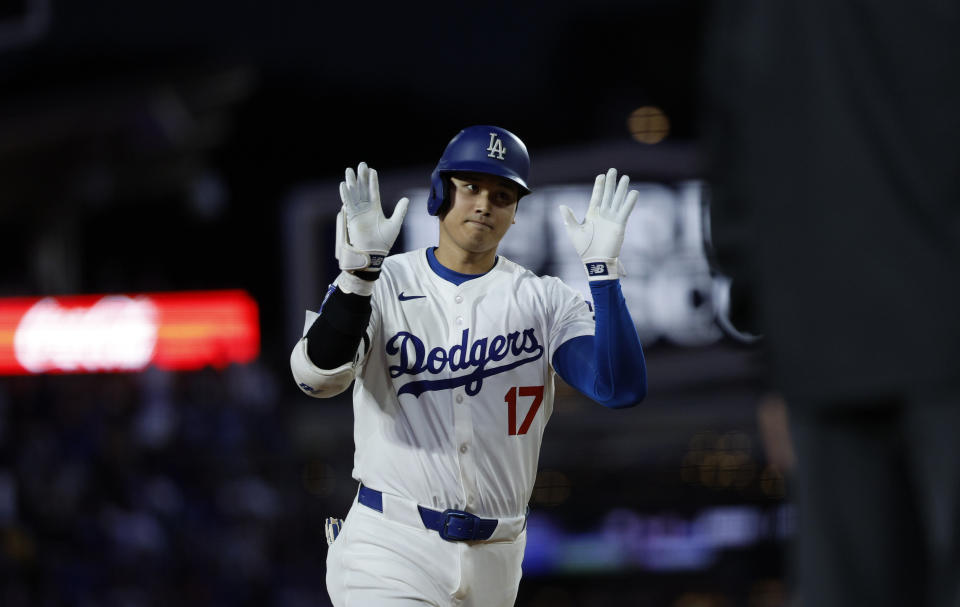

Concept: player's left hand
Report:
left=336, top=162, right=410, bottom=273
left=559, top=167, right=639, bottom=281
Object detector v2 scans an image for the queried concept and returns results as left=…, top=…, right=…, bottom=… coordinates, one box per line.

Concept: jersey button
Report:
left=455, top=295, right=463, bottom=304
left=456, top=394, right=463, bottom=404
left=459, top=444, right=468, bottom=454
left=456, top=316, right=464, bottom=325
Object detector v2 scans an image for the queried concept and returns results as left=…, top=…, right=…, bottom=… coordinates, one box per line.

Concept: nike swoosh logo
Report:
left=398, top=292, right=426, bottom=301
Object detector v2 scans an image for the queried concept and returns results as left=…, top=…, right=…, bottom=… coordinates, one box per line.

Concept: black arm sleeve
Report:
left=305, top=287, right=372, bottom=369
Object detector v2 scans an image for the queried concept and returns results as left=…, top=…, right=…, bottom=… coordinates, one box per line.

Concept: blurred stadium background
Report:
left=0, top=1, right=789, bottom=605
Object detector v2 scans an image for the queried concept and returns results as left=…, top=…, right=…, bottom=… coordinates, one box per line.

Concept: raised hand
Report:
left=558, top=168, right=639, bottom=281
left=336, top=162, right=410, bottom=273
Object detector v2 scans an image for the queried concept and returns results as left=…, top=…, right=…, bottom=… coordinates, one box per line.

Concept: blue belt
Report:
left=358, top=484, right=498, bottom=542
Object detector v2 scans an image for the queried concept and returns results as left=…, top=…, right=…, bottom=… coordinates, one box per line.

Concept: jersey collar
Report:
left=425, top=247, right=497, bottom=286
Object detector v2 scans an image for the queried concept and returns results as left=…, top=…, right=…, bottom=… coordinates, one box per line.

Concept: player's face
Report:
left=439, top=173, right=519, bottom=255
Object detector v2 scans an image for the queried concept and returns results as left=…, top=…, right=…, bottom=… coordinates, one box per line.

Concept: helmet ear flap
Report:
left=427, top=168, right=446, bottom=216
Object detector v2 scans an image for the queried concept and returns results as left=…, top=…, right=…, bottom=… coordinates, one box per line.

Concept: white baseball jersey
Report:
left=351, top=248, right=595, bottom=519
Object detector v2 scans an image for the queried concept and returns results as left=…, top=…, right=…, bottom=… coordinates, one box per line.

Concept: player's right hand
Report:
left=336, top=162, right=409, bottom=273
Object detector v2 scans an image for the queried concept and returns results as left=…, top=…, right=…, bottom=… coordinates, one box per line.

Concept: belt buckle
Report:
left=439, top=509, right=479, bottom=542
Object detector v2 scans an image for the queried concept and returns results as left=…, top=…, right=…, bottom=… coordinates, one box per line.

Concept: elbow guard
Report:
left=290, top=337, right=356, bottom=398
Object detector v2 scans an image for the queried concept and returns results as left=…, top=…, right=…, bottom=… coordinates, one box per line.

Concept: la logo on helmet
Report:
left=486, top=133, right=507, bottom=160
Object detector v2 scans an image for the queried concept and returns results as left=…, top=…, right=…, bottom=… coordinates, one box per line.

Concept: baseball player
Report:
left=291, top=125, right=647, bottom=606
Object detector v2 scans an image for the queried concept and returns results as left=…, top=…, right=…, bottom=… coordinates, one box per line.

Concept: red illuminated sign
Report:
left=0, top=290, right=259, bottom=374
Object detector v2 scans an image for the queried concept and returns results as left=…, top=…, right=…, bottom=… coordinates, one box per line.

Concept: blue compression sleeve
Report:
left=552, top=280, right=647, bottom=408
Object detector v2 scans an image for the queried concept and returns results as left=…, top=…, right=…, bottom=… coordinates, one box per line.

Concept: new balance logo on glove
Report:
left=587, top=262, right=609, bottom=276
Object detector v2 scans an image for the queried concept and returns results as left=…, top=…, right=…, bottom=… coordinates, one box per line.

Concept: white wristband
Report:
left=583, top=258, right=622, bottom=281
left=335, top=271, right=376, bottom=296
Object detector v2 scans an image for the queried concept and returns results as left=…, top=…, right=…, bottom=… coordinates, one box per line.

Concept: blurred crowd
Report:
left=0, top=363, right=344, bottom=607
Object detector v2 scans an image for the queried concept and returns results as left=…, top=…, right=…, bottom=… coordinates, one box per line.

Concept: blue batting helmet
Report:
left=427, top=125, right=531, bottom=216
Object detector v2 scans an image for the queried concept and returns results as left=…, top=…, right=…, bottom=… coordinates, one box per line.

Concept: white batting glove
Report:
left=335, top=162, right=410, bottom=274
left=559, top=168, right=639, bottom=281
